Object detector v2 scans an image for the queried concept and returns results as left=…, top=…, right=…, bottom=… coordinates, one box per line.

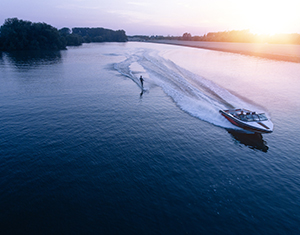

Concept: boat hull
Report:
left=220, top=109, right=273, bottom=134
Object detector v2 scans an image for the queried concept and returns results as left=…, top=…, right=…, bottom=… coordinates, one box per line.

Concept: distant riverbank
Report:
left=147, top=40, right=300, bottom=63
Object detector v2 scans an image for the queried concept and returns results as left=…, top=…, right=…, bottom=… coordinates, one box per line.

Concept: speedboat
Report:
left=219, top=108, right=273, bottom=134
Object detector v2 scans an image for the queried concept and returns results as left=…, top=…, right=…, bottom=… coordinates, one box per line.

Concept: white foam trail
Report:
left=114, top=48, right=259, bottom=129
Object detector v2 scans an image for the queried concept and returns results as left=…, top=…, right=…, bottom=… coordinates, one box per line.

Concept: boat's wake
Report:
left=114, top=48, right=261, bottom=130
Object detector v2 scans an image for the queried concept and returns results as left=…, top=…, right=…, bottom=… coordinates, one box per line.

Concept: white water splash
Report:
left=114, top=48, right=260, bottom=129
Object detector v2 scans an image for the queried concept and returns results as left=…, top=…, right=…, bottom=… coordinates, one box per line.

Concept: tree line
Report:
left=59, top=27, right=127, bottom=46
left=149, top=30, right=300, bottom=44
left=0, top=18, right=128, bottom=51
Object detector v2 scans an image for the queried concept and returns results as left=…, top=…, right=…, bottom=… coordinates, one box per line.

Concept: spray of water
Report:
left=114, top=48, right=259, bottom=129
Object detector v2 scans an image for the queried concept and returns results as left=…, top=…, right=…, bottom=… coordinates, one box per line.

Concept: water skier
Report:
left=140, top=75, right=144, bottom=88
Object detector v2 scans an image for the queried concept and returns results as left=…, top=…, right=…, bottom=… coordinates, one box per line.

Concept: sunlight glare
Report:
left=242, top=0, right=299, bottom=35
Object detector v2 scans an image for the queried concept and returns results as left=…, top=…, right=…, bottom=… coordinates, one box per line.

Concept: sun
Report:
left=248, top=16, right=287, bottom=35
left=240, top=0, right=299, bottom=35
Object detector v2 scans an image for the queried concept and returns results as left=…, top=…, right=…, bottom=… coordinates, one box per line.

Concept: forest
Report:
left=0, top=18, right=66, bottom=51
left=59, top=27, right=128, bottom=46
left=0, top=18, right=128, bottom=51
left=146, top=30, right=300, bottom=44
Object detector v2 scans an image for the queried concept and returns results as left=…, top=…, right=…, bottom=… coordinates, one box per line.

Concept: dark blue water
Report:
left=0, top=43, right=300, bottom=234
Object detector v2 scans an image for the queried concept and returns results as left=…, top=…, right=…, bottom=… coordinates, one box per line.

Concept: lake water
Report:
left=0, top=42, right=300, bottom=234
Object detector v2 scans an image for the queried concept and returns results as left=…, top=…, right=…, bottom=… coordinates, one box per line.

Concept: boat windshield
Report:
left=234, top=112, right=268, bottom=122
left=257, top=113, right=268, bottom=121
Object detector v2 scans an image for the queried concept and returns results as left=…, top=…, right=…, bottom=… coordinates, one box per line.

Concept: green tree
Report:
left=0, top=18, right=66, bottom=51
left=59, top=27, right=71, bottom=36
left=182, top=32, right=192, bottom=40
left=71, top=27, right=127, bottom=43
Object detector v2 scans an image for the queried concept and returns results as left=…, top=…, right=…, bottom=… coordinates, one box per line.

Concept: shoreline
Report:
left=146, top=40, right=300, bottom=63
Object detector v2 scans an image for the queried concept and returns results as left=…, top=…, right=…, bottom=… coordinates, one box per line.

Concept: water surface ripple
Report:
left=0, top=42, right=299, bottom=234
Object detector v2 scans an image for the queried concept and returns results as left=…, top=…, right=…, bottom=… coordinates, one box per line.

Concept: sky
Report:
left=1, top=0, right=300, bottom=36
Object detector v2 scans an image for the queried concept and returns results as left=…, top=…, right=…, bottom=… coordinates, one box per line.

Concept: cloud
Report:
left=56, top=3, right=101, bottom=10
left=127, top=1, right=150, bottom=7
